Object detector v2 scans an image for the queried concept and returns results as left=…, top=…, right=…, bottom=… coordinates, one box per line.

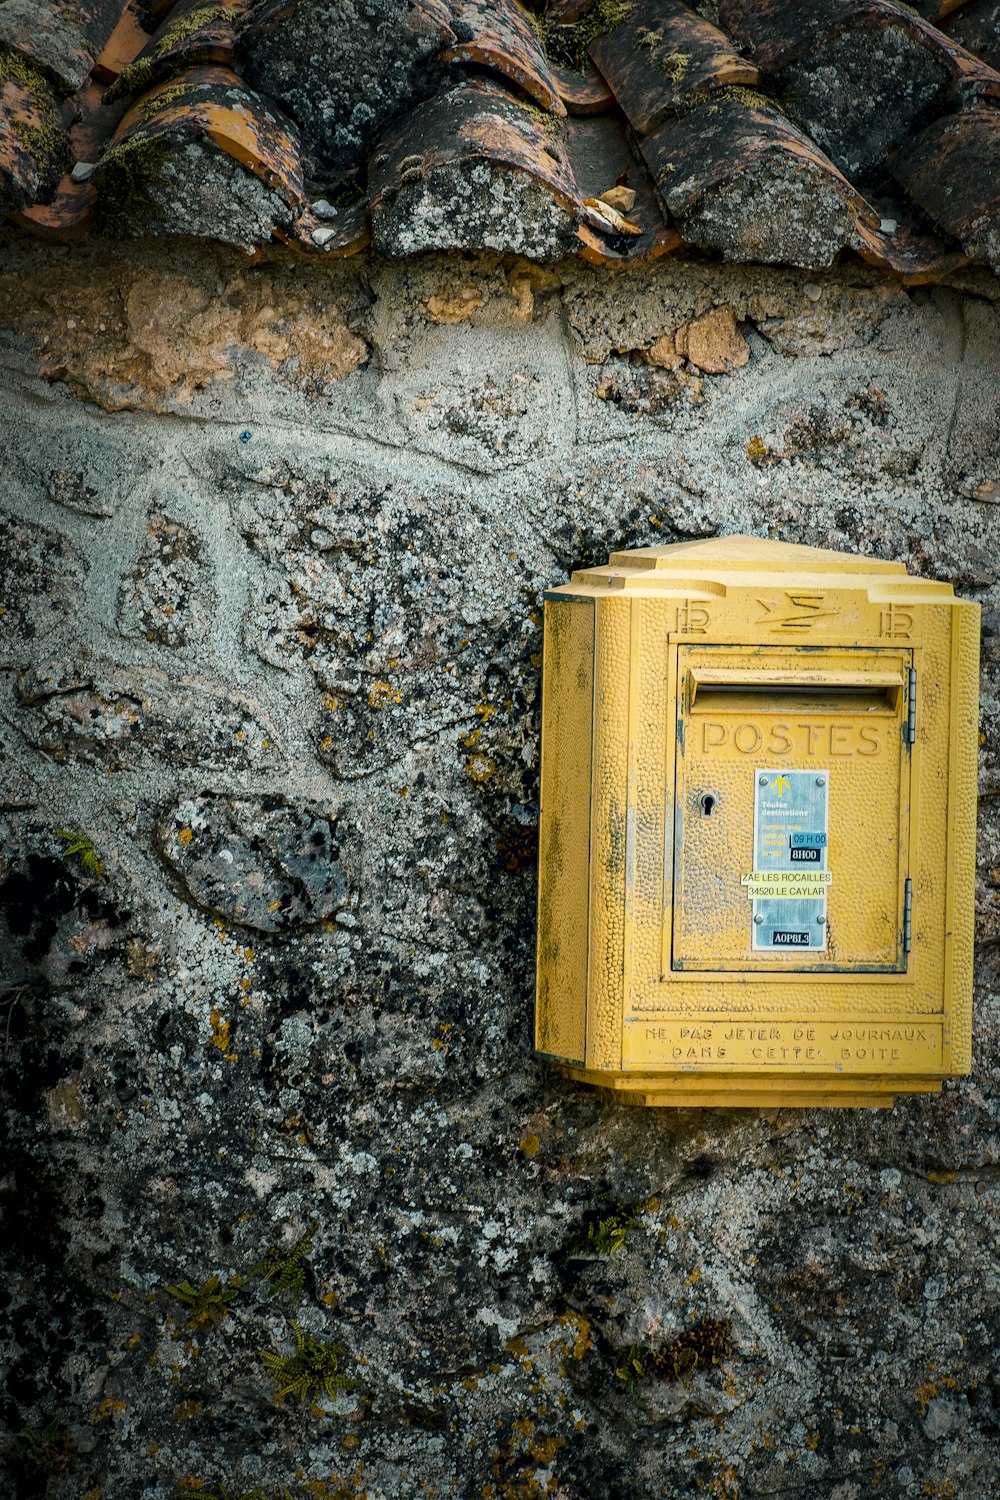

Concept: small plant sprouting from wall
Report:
left=166, top=1274, right=241, bottom=1330
left=55, top=828, right=104, bottom=877
left=583, top=1195, right=657, bottom=1255
left=588, top=1210, right=634, bottom=1255
left=249, top=1225, right=315, bottom=1299
left=20, top=1419, right=77, bottom=1474
left=260, top=1322, right=356, bottom=1405
left=614, top=1316, right=736, bottom=1396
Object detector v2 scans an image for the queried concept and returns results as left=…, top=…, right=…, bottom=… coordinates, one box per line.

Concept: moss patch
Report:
left=154, top=4, right=232, bottom=55
left=103, top=56, right=155, bottom=105
left=636, top=27, right=690, bottom=84
left=528, top=0, right=633, bottom=74
left=93, top=133, right=172, bottom=239
left=141, top=79, right=190, bottom=119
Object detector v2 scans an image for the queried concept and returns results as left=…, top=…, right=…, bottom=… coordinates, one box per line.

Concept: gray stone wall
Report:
left=1, top=236, right=1000, bottom=1500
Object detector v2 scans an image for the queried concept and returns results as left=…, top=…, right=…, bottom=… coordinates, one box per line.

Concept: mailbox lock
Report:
left=816, top=776, right=826, bottom=787
left=699, top=791, right=719, bottom=817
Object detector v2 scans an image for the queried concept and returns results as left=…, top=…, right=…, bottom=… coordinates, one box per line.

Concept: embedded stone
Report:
left=675, top=306, right=750, bottom=374
left=16, top=658, right=285, bottom=772
left=0, top=509, right=86, bottom=665
left=159, top=795, right=349, bottom=931
left=45, top=467, right=112, bottom=517
left=117, top=511, right=213, bottom=648
left=641, top=96, right=877, bottom=269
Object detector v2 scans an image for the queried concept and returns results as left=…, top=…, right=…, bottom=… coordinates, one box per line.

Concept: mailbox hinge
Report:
left=904, top=877, right=912, bottom=953
left=906, top=667, right=917, bottom=745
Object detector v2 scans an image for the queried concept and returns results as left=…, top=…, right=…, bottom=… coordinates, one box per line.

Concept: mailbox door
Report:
left=671, top=646, right=912, bottom=972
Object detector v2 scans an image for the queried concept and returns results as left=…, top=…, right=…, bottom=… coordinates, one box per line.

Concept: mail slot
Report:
left=535, top=535, right=979, bottom=1108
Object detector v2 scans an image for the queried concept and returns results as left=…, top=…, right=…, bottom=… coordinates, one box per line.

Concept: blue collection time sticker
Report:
left=744, top=770, right=831, bottom=952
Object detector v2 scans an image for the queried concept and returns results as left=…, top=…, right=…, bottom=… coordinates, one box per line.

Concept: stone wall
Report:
left=1, top=235, right=999, bottom=1500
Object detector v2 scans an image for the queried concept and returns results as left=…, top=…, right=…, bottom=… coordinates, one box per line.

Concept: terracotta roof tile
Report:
left=368, top=78, right=581, bottom=258
left=92, top=63, right=305, bottom=246
left=943, top=1, right=1000, bottom=73
left=563, top=111, right=679, bottom=264
left=0, top=0, right=128, bottom=97
left=548, top=61, right=614, bottom=116
left=9, top=78, right=127, bottom=236
left=718, top=0, right=1000, bottom=176
left=92, top=4, right=154, bottom=85
left=590, top=0, right=759, bottom=137
left=907, top=0, right=970, bottom=19
left=852, top=216, right=969, bottom=283
left=0, top=0, right=998, bottom=282
left=0, top=52, right=73, bottom=212
left=891, top=103, right=1000, bottom=273
left=441, top=0, right=567, bottom=115
left=238, top=0, right=452, bottom=180
left=641, top=94, right=879, bottom=269
left=103, top=0, right=243, bottom=104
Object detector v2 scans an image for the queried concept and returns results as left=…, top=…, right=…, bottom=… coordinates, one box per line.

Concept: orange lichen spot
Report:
left=368, top=680, right=402, bottom=708
left=519, top=1132, right=540, bottom=1156
left=466, top=751, right=496, bottom=785
left=91, top=1398, right=126, bottom=1423
left=566, top=1315, right=592, bottom=1361
left=927, top=1170, right=957, bottom=1184
left=916, top=1381, right=939, bottom=1415
left=177, top=827, right=194, bottom=846
left=124, top=1332, right=142, bottom=1349
left=804, top=1431, right=819, bottom=1451
left=208, top=1008, right=230, bottom=1052
left=322, top=694, right=340, bottom=712
left=342, top=1434, right=360, bottom=1450
left=745, top=434, right=777, bottom=465
left=174, top=1399, right=202, bottom=1422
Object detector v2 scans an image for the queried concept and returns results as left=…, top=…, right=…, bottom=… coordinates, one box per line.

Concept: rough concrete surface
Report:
left=0, top=235, right=999, bottom=1500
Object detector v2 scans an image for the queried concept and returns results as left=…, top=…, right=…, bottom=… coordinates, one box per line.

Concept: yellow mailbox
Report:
left=535, top=535, right=979, bottom=1107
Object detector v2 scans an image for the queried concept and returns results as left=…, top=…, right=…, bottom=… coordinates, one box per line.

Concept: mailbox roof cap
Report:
left=607, top=535, right=908, bottom=575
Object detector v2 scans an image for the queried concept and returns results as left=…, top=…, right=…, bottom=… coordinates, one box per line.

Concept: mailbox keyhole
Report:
left=700, top=792, right=717, bottom=818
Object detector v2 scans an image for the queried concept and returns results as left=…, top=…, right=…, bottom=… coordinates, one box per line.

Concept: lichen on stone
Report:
left=0, top=46, right=72, bottom=199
